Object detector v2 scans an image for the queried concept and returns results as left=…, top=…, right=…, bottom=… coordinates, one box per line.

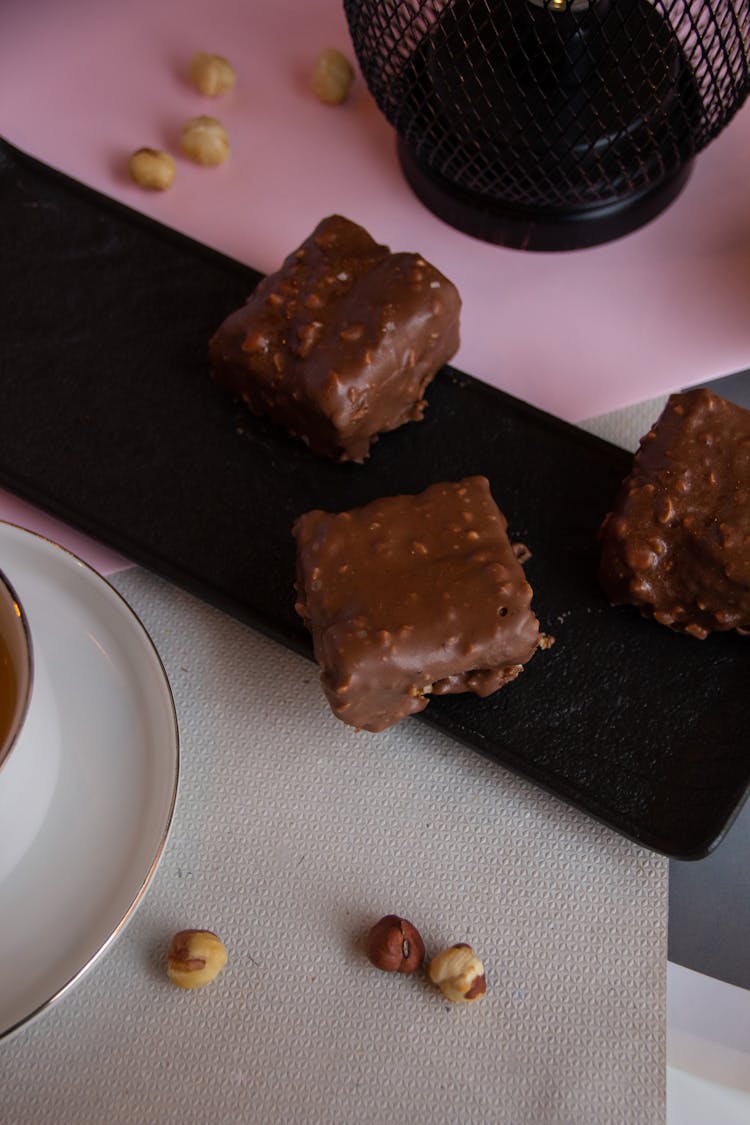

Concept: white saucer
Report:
left=0, top=522, right=179, bottom=1040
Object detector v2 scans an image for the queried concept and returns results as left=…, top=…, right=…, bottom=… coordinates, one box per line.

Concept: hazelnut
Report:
left=366, top=914, right=424, bottom=973
left=180, top=116, right=230, bottom=166
left=311, top=47, right=354, bottom=105
left=188, top=51, right=236, bottom=97
left=166, top=929, right=227, bottom=989
left=427, top=943, right=486, bottom=1003
left=127, top=147, right=175, bottom=191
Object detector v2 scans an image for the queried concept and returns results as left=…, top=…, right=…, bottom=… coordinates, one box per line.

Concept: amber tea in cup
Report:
left=0, top=568, right=32, bottom=771
left=0, top=559, right=61, bottom=885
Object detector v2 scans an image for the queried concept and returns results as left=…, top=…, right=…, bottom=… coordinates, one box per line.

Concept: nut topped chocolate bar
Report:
left=209, top=215, right=461, bottom=462
left=293, top=476, right=542, bottom=732
left=599, top=388, right=750, bottom=638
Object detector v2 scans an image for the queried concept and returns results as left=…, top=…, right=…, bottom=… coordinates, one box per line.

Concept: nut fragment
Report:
left=180, top=116, right=230, bottom=166
left=127, top=148, right=176, bottom=191
left=427, top=943, right=486, bottom=1002
left=366, top=914, right=425, bottom=973
left=188, top=51, right=236, bottom=96
left=166, top=929, right=227, bottom=989
left=311, top=47, right=354, bottom=105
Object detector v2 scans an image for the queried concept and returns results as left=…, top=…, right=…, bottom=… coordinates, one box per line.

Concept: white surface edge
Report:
left=667, top=962, right=750, bottom=1094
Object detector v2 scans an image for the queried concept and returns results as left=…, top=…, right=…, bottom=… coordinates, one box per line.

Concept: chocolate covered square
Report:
left=293, top=476, right=541, bottom=732
left=599, top=388, right=750, bottom=638
left=209, top=215, right=461, bottom=462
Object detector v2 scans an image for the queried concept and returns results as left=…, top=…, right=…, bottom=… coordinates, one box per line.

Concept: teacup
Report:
left=0, top=567, right=60, bottom=884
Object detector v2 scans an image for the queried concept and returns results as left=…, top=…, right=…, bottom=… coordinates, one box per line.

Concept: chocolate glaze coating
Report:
left=599, top=388, right=750, bottom=638
left=293, top=476, right=541, bottom=732
left=209, top=215, right=460, bottom=462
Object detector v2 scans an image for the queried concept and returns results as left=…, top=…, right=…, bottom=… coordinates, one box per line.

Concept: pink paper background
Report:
left=3, top=0, right=750, bottom=571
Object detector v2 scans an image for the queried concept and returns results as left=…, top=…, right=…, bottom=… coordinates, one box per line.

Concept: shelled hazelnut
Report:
left=127, top=148, right=175, bottom=191
left=166, top=929, right=227, bottom=989
left=366, top=914, right=425, bottom=973
left=311, top=48, right=354, bottom=105
left=188, top=52, right=236, bottom=96
left=180, top=116, right=230, bottom=166
left=427, top=943, right=486, bottom=1003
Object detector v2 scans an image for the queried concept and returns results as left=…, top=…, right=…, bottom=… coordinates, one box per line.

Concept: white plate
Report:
left=0, top=522, right=179, bottom=1040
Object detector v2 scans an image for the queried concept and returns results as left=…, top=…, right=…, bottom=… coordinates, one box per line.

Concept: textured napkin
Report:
left=1, top=567, right=665, bottom=1125
left=577, top=395, right=670, bottom=452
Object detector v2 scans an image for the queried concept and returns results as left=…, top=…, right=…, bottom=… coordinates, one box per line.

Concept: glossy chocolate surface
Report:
left=599, top=388, right=750, bottom=637
left=209, top=215, right=461, bottom=462
left=293, top=476, right=541, bottom=732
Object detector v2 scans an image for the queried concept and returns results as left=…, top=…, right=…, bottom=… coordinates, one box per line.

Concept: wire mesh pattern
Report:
left=344, top=0, right=750, bottom=213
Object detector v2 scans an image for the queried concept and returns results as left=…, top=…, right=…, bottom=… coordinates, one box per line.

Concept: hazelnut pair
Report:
left=128, top=118, right=230, bottom=190
left=180, top=53, right=234, bottom=167
left=366, top=914, right=486, bottom=1003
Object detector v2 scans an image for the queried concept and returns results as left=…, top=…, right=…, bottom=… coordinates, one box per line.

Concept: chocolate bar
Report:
left=293, top=476, right=542, bottom=732
left=209, top=215, right=461, bottom=462
left=599, top=388, right=750, bottom=638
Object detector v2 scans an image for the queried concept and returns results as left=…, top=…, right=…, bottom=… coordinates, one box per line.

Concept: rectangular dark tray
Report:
left=1, top=139, right=746, bottom=859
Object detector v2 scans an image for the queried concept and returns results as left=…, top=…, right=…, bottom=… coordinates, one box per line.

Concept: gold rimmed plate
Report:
left=0, top=523, right=179, bottom=1040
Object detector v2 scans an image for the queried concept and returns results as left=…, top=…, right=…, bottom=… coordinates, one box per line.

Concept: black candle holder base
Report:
left=398, top=140, right=694, bottom=252
left=345, top=0, right=745, bottom=255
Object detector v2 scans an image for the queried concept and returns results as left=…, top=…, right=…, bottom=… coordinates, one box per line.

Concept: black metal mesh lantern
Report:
left=343, top=0, right=750, bottom=249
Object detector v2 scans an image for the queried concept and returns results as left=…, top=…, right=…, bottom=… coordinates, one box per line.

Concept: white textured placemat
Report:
left=577, top=394, right=669, bottom=452
left=1, top=568, right=666, bottom=1125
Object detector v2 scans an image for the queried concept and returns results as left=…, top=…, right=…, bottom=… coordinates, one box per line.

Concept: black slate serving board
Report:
left=1, top=139, right=746, bottom=859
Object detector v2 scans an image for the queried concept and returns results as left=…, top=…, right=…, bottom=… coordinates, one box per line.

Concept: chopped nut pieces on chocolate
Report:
left=293, top=476, right=542, bottom=732
left=209, top=214, right=461, bottom=462
left=599, top=388, right=750, bottom=638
